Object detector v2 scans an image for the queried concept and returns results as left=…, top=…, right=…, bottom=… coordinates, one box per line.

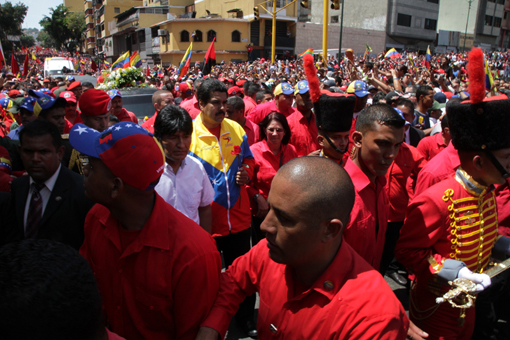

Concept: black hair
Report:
left=441, top=112, right=449, bottom=131
left=81, top=82, right=94, bottom=89
left=365, top=62, right=374, bottom=70
left=227, top=96, right=245, bottom=112
left=154, top=104, right=193, bottom=140
left=334, top=76, right=343, bottom=86
left=109, top=114, right=120, bottom=123
left=194, top=78, right=204, bottom=90
left=372, top=91, right=387, bottom=104
left=355, top=103, right=406, bottom=133
left=0, top=239, right=104, bottom=340
left=197, top=78, right=227, bottom=105
left=247, top=83, right=260, bottom=97
left=19, top=119, right=62, bottom=150
left=243, top=81, right=252, bottom=93
left=258, top=111, right=291, bottom=145
left=416, top=85, right=433, bottom=102
left=256, top=89, right=272, bottom=102
left=397, top=98, right=415, bottom=112
left=398, top=65, right=408, bottom=74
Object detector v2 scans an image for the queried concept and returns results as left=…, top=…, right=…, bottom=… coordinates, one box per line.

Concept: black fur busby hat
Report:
left=303, top=54, right=355, bottom=132
left=448, top=47, right=510, bottom=152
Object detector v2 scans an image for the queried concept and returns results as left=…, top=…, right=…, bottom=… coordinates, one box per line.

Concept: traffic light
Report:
left=300, top=0, right=309, bottom=8
left=331, top=0, right=340, bottom=10
left=254, top=6, right=259, bottom=20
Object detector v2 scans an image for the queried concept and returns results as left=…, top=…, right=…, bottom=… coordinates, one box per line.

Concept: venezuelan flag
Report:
left=408, top=54, right=417, bottom=72
left=111, top=51, right=130, bottom=70
left=485, top=58, right=494, bottom=91
left=384, top=48, right=401, bottom=59
left=177, top=42, right=193, bottom=78
left=298, top=48, right=314, bottom=58
left=130, top=51, right=142, bottom=68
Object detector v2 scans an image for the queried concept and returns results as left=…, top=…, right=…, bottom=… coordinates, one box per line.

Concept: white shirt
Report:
left=155, top=156, right=214, bottom=225
left=24, top=164, right=61, bottom=231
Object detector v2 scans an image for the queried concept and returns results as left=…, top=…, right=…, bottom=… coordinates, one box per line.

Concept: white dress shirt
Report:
left=155, top=156, right=214, bottom=225
left=24, top=164, right=61, bottom=231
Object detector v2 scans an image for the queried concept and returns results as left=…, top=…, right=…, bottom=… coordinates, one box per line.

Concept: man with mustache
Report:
left=188, top=78, right=258, bottom=338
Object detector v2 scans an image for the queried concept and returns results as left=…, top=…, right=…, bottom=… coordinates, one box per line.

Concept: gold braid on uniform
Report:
left=69, top=148, right=83, bottom=175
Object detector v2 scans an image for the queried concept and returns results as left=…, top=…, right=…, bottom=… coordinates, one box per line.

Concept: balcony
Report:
left=87, top=37, right=95, bottom=43
left=85, top=8, right=93, bottom=16
left=264, top=36, right=295, bottom=48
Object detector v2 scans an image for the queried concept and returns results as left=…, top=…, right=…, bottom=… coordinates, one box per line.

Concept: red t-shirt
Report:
left=247, top=100, right=296, bottom=124
left=416, top=132, right=447, bottom=162
left=287, top=111, right=319, bottom=157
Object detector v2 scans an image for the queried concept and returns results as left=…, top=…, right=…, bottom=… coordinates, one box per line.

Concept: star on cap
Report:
left=75, top=126, right=88, bottom=135
left=114, top=126, right=122, bottom=131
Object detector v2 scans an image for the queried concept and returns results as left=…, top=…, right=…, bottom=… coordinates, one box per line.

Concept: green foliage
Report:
left=37, top=30, right=57, bottom=48
left=20, top=35, right=35, bottom=48
left=65, top=12, right=86, bottom=51
left=0, top=2, right=29, bottom=53
left=39, top=5, right=73, bottom=52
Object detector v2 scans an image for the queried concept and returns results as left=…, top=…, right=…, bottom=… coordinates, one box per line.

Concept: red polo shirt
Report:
left=246, top=140, right=298, bottom=213
left=343, top=158, right=389, bottom=270
left=180, top=96, right=201, bottom=119
left=242, top=118, right=260, bottom=146
left=287, top=110, right=319, bottom=157
left=80, top=194, right=221, bottom=340
left=243, top=96, right=257, bottom=116
left=115, top=108, right=138, bottom=124
left=247, top=101, right=296, bottom=124
left=414, top=142, right=460, bottom=196
left=416, top=132, right=447, bottom=161
left=141, top=111, right=158, bottom=133
left=201, top=239, right=409, bottom=339
left=386, top=143, right=427, bottom=222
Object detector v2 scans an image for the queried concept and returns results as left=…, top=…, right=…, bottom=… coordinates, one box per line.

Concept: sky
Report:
left=2, top=0, right=63, bottom=29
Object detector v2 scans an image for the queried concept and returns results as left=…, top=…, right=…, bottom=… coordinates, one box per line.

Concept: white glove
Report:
left=458, top=267, right=491, bottom=292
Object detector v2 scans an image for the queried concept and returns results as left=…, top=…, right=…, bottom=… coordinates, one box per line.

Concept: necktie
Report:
left=25, top=182, right=46, bottom=238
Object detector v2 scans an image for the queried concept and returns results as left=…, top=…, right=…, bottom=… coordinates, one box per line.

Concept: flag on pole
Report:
left=146, top=64, right=150, bottom=77
left=485, top=58, right=494, bottom=91
left=384, top=48, right=401, bottom=59
left=91, top=59, right=98, bottom=72
left=364, top=44, right=372, bottom=58
left=22, top=53, right=29, bottom=77
left=130, top=51, right=142, bottom=68
left=0, top=41, right=6, bottom=69
left=408, top=54, right=418, bottom=73
left=423, top=46, right=431, bottom=69
left=202, top=37, right=216, bottom=75
left=177, top=42, right=193, bottom=78
left=111, top=51, right=130, bottom=70
left=298, top=48, right=314, bottom=58
left=11, top=54, right=19, bottom=75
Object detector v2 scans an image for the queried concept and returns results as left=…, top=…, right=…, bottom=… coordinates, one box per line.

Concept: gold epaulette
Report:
left=61, top=134, right=69, bottom=139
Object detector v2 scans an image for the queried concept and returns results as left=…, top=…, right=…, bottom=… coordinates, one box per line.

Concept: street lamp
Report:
left=463, top=0, right=473, bottom=52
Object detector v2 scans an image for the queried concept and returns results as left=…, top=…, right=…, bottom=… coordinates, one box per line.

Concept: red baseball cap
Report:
left=60, top=91, right=77, bottom=103
left=69, top=122, right=165, bottom=191
left=228, top=86, right=241, bottom=95
left=8, top=90, right=21, bottom=99
left=179, top=82, right=191, bottom=93
left=67, top=81, right=81, bottom=91
left=79, top=89, right=111, bottom=116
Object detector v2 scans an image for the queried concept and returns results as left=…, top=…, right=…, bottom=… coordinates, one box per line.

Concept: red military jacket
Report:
left=396, top=169, right=498, bottom=290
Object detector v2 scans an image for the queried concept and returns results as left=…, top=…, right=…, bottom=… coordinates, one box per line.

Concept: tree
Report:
left=20, top=35, right=35, bottom=48
left=39, top=5, right=73, bottom=52
left=65, top=12, right=86, bottom=51
left=37, top=30, right=57, bottom=49
left=0, top=2, right=29, bottom=53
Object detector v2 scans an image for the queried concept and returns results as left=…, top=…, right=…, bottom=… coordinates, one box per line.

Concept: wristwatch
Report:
left=253, top=193, right=260, bottom=201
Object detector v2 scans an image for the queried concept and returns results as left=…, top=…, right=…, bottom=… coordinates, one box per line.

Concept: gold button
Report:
left=323, top=281, right=334, bottom=291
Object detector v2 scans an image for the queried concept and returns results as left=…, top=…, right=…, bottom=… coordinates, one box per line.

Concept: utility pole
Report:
left=323, top=0, right=329, bottom=63
left=339, top=0, right=344, bottom=60
left=463, top=0, right=473, bottom=52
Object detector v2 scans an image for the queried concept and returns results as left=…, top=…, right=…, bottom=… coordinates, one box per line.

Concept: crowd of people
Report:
left=0, top=45, right=509, bottom=340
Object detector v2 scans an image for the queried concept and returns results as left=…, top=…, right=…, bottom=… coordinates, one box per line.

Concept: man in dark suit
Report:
left=397, top=99, right=424, bottom=147
left=1, top=120, right=93, bottom=250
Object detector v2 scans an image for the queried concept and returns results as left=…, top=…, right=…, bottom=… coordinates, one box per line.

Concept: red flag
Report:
left=146, top=64, right=150, bottom=77
left=91, top=59, right=97, bottom=72
left=11, top=54, right=19, bottom=75
left=22, top=53, right=29, bottom=77
left=202, top=37, right=216, bottom=76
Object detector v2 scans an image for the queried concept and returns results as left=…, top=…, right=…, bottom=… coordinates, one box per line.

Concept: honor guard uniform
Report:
left=302, top=53, right=356, bottom=165
left=395, top=47, right=510, bottom=340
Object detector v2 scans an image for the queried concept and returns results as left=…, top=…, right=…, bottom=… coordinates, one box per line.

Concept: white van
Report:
left=44, top=57, right=74, bottom=78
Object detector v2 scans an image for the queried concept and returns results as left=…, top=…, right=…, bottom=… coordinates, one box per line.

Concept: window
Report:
left=497, top=0, right=505, bottom=4
left=114, top=7, right=120, bottom=13
left=505, top=12, right=507, bottom=20
left=494, top=17, right=502, bottom=27
left=397, top=13, right=412, bottom=27
left=193, top=30, right=202, bottom=42
left=485, top=15, right=493, bottom=26
left=427, top=0, right=439, bottom=3
left=180, top=30, right=189, bottom=42
left=331, top=15, right=339, bottom=23
left=207, top=30, right=216, bottom=42
left=231, top=30, right=241, bottom=42
left=424, top=18, right=437, bottom=30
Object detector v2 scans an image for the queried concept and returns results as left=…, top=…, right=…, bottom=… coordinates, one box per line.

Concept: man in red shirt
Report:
left=247, top=82, right=295, bottom=124
left=345, top=103, right=405, bottom=271
left=78, top=89, right=111, bottom=133
left=180, top=79, right=203, bottom=119
left=195, top=157, right=409, bottom=340
left=243, top=82, right=259, bottom=116
left=141, top=90, right=175, bottom=133
left=287, top=80, right=320, bottom=157
left=69, top=121, right=221, bottom=340
left=417, top=112, right=451, bottom=161
left=107, top=89, right=138, bottom=124
left=225, top=96, right=259, bottom=145
left=59, top=91, right=83, bottom=125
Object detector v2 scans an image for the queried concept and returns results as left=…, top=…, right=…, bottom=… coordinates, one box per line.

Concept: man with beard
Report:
left=107, top=90, right=138, bottom=123
left=247, top=82, right=295, bottom=124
